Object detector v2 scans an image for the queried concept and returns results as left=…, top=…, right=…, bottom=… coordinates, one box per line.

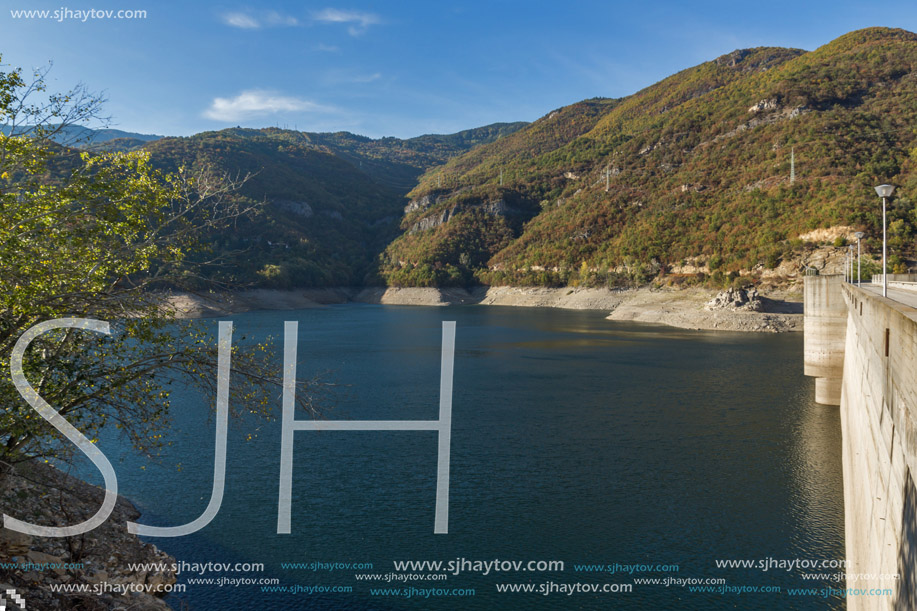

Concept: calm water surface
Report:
left=88, top=305, right=844, bottom=610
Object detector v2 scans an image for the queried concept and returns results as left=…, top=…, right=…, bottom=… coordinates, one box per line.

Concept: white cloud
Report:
left=325, top=71, right=382, bottom=84
left=222, top=11, right=260, bottom=29
left=354, top=72, right=382, bottom=83
left=312, top=8, right=381, bottom=36
left=203, top=90, right=334, bottom=122
left=265, top=10, right=299, bottom=26
left=221, top=10, right=299, bottom=29
left=318, top=68, right=384, bottom=86
left=316, top=43, right=340, bottom=52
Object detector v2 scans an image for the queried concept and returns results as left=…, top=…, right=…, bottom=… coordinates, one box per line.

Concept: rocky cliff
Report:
left=0, top=462, right=176, bottom=610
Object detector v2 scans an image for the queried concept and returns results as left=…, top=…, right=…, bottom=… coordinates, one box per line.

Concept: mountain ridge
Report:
left=133, top=122, right=527, bottom=287
left=378, top=27, right=917, bottom=288
left=30, top=27, right=917, bottom=290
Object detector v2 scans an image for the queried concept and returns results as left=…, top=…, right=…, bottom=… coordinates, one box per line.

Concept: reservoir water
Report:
left=92, top=304, right=844, bottom=609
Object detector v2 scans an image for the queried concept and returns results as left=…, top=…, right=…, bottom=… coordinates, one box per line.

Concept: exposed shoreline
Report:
left=167, top=285, right=803, bottom=333
left=0, top=462, right=176, bottom=609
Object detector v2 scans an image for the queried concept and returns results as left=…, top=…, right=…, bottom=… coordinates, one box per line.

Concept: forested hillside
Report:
left=137, top=123, right=525, bottom=286
left=29, top=28, right=917, bottom=291
left=380, top=27, right=917, bottom=287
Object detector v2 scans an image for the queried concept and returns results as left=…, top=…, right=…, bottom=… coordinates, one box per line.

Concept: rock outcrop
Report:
left=407, top=197, right=524, bottom=233
left=705, top=287, right=763, bottom=311
left=404, top=192, right=452, bottom=215
left=748, top=98, right=778, bottom=113
left=0, top=462, right=177, bottom=610
left=272, top=199, right=313, bottom=217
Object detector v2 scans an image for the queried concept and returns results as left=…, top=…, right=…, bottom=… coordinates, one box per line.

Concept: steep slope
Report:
left=141, top=123, right=525, bottom=286
left=381, top=28, right=917, bottom=287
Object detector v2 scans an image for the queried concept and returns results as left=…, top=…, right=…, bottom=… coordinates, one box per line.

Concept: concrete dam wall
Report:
left=804, top=276, right=917, bottom=610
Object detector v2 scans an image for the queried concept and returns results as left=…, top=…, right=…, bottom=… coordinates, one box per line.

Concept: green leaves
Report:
left=0, top=69, right=307, bottom=467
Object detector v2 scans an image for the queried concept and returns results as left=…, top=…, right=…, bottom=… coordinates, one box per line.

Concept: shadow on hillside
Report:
left=760, top=297, right=803, bottom=314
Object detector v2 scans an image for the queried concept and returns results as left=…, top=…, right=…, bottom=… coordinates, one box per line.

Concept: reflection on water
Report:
left=789, top=385, right=846, bottom=608
left=81, top=305, right=844, bottom=610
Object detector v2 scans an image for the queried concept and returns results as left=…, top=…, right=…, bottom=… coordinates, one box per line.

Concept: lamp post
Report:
left=854, top=231, right=865, bottom=286
left=844, top=247, right=849, bottom=282
left=848, top=245, right=854, bottom=283
left=844, top=245, right=851, bottom=282
left=875, top=184, right=895, bottom=297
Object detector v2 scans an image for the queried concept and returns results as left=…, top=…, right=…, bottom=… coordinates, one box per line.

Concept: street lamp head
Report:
left=854, top=232, right=865, bottom=239
left=875, top=184, right=895, bottom=198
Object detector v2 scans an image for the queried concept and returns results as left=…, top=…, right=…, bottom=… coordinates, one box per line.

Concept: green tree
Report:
left=0, top=60, right=321, bottom=478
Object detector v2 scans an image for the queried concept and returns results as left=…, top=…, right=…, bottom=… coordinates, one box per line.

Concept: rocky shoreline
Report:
left=0, top=462, right=177, bottom=610
left=166, top=285, right=804, bottom=333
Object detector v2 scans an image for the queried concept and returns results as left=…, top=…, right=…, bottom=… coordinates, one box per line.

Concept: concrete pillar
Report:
left=814, top=377, right=842, bottom=405
left=804, top=275, right=846, bottom=405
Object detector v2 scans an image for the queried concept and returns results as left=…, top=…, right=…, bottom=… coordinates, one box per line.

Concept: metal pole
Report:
left=848, top=250, right=851, bottom=282
left=883, top=196, right=887, bottom=297
left=857, top=238, right=861, bottom=287
left=849, top=245, right=854, bottom=284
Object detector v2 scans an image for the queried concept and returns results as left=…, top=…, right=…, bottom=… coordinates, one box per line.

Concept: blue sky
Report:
left=2, top=0, right=917, bottom=138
